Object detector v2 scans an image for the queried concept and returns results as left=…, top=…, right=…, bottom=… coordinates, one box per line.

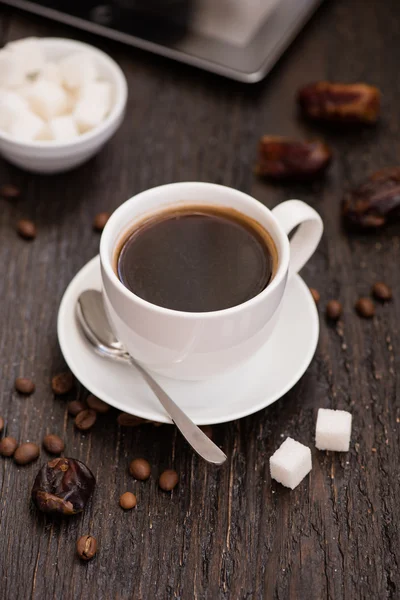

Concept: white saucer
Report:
left=57, top=256, right=319, bottom=425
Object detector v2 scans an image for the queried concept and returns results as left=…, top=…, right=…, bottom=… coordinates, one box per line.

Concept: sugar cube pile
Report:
left=269, top=437, right=312, bottom=489
left=0, top=37, right=113, bottom=142
left=315, top=408, right=352, bottom=451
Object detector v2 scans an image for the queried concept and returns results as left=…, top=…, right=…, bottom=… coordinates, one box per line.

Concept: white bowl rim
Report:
left=0, top=37, right=128, bottom=150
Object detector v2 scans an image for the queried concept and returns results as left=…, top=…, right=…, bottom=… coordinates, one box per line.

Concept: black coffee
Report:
left=116, top=206, right=277, bottom=312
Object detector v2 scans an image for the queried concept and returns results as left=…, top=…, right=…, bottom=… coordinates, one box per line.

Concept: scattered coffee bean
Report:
left=200, top=425, right=213, bottom=440
left=32, top=457, right=96, bottom=515
left=93, top=212, right=110, bottom=232
left=14, top=442, right=40, bottom=465
left=52, top=372, right=74, bottom=395
left=326, top=300, right=342, bottom=321
left=0, top=436, right=18, bottom=457
left=67, top=400, right=87, bottom=416
left=355, top=297, right=375, bottom=318
left=15, top=376, right=35, bottom=395
left=372, top=282, right=392, bottom=301
left=43, top=434, right=65, bottom=455
left=1, top=183, right=20, bottom=199
left=309, top=288, right=320, bottom=304
left=0, top=416, right=4, bottom=433
left=17, top=219, right=36, bottom=240
left=117, top=413, right=148, bottom=427
left=86, top=394, right=110, bottom=414
left=159, top=469, right=179, bottom=492
left=119, top=492, right=137, bottom=510
left=77, top=535, right=97, bottom=561
left=75, top=409, right=97, bottom=431
left=129, top=458, right=151, bottom=481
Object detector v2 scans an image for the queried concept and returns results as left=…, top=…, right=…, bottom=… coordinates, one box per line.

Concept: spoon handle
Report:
left=130, top=357, right=227, bottom=465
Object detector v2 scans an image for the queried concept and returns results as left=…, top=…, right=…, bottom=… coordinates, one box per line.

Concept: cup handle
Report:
left=272, top=200, right=323, bottom=277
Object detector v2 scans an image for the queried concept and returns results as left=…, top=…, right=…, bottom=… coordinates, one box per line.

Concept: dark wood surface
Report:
left=0, top=1, right=400, bottom=598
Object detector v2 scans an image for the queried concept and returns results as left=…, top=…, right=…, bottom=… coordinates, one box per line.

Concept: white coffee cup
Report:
left=100, top=182, right=323, bottom=380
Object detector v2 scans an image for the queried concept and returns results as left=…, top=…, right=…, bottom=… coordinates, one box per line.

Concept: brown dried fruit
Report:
left=372, top=282, right=392, bottom=301
left=86, top=395, right=110, bottom=414
left=52, top=372, right=74, bottom=395
left=342, top=167, right=400, bottom=229
left=0, top=436, right=18, bottom=457
left=159, top=469, right=179, bottom=492
left=297, top=82, right=381, bottom=124
left=129, top=458, right=151, bottom=480
left=119, top=492, right=137, bottom=510
left=0, top=416, right=4, bottom=432
left=17, top=219, right=36, bottom=240
left=326, top=300, right=342, bottom=321
left=117, top=413, right=149, bottom=427
left=67, top=400, right=87, bottom=416
left=256, top=136, right=332, bottom=180
left=0, top=184, right=20, bottom=199
left=15, top=377, right=35, bottom=395
left=32, top=457, right=95, bottom=515
left=14, top=442, right=40, bottom=465
left=77, top=535, right=97, bottom=560
left=93, top=212, right=110, bottom=232
left=43, top=434, right=65, bottom=455
left=309, top=288, right=320, bottom=304
left=355, top=298, right=375, bottom=318
left=75, top=409, right=97, bottom=431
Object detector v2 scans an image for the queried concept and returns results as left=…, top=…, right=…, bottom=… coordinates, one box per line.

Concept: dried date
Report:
left=342, top=167, right=400, bottom=229
left=256, top=136, right=332, bottom=180
left=297, top=82, right=381, bottom=124
left=32, top=457, right=95, bottom=516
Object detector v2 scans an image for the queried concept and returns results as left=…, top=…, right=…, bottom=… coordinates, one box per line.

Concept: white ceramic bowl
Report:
left=0, top=38, right=128, bottom=174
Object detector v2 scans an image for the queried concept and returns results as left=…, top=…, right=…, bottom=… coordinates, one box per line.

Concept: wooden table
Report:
left=0, top=2, right=399, bottom=598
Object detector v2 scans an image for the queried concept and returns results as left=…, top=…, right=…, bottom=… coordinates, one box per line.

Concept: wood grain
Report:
left=0, top=1, right=400, bottom=598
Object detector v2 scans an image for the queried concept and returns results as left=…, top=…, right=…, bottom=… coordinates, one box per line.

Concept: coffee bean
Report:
left=0, top=436, right=18, bottom=457
left=76, top=535, right=97, bottom=561
left=355, top=297, right=375, bottom=318
left=52, top=372, right=74, bottom=395
left=67, top=400, right=87, bottom=416
left=43, top=434, right=65, bottom=455
left=75, top=409, right=97, bottom=431
left=1, top=183, right=20, bottom=199
left=309, top=288, right=320, bottom=304
left=117, top=413, right=148, bottom=427
left=326, top=300, right=342, bottom=321
left=129, top=458, right=151, bottom=480
left=14, top=442, right=40, bottom=465
left=159, top=469, right=179, bottom=491
left=119, top=492, right=137, bottom=510
left=15, top=377, right=35, bottom=395
left=200, top=425, right=213, bottom=440
left=86, top=395, right=110, bottom=414
left=0, top=416, right=4, bottom=433
left=93, top=212, right=110, bottom=232
left=17, top=219, right=36, bottom=240
left=372, top=282, right=392, bottom=301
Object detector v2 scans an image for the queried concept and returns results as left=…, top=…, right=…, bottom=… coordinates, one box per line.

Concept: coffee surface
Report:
left=117, top=206, right=275, bottom=312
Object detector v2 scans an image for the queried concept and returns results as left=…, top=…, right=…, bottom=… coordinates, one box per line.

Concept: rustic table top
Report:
left=0, top=1, right=399, bottom=599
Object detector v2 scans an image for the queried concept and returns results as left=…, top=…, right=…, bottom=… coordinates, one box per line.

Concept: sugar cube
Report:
left=315, top=408, right=352, bottom=452
left=6, top=37, right=45, bottom=76
left=38, top=62, right=63, bottom=86
left=74, top=81, right=112, bottom=132
left=0, top=91, right=30, bottom=131
left=48, top=116, right=79, bottom=141
left=59, top=52, right=97, bottom=90
left=270, top=437, right=312, bottom=489
left=26, top=80, right=68, bottom=120
left=9, top=110, right=44, bottom=141
left=35, top=122, right=53, bottom=141
left=0, top=51, right=26, bottom=88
